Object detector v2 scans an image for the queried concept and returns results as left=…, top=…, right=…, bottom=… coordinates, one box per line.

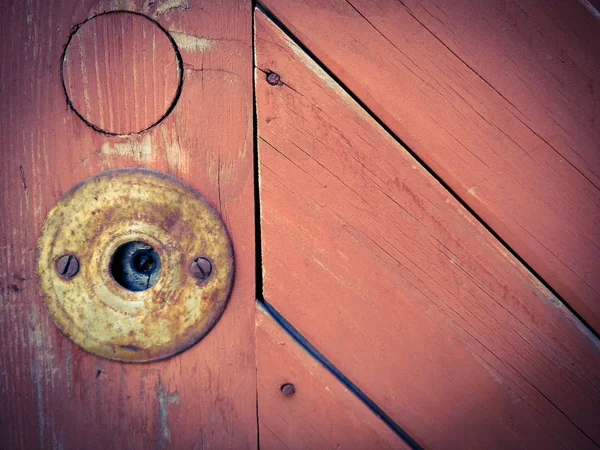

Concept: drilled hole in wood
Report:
left=110, top=241, right=161, bottom=292
left=61, top=11, right=183, bottom=135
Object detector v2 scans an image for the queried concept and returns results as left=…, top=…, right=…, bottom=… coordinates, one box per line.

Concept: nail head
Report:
left=267, top=72, right=281, bottom=86
left=281, top=383, right=296, bottom=397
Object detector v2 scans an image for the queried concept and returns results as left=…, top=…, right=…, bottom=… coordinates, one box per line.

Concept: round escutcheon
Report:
left=36, top=168, right=234, bottom=362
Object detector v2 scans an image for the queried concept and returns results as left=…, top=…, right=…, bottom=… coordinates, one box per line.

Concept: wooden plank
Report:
left=255, top=10, right=600, bottom=449
left=0, top=1, right=255, bottom=448
left=255, top=303, right=409, bottom=450
left=258, top=0, right=600, bottom=332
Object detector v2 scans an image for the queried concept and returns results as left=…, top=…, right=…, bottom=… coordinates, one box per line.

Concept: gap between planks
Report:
left=253, top=1, right=600, bottom=342
left=256, top=299, right=423, bottom=450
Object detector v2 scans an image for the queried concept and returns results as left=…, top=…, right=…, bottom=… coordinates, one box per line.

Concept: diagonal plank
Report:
left=0, top=1, right=255, bottom=448
left=258, top=0, right=600, bottom=333
left=256, top=302, right=411, bottom=449
left=255, top=10, right=600, bottom=449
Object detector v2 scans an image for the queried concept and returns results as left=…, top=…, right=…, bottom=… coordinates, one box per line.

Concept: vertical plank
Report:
left=255, top=10, right=600, bottom=449
left=0, top=1, right=255, bottom=448
left=258, top=0, right=600, bottom=332
left=256, top=303, right=409, bottom=450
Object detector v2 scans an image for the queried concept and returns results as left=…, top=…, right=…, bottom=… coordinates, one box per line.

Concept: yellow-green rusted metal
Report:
left=36, top=168, right=234, bottom=362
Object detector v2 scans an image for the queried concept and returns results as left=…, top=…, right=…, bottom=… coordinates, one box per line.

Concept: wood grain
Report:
left=256, top=303, right=409, bottom=450
left=258, top=0, right=600, bottom=332
left=255, top=10, right=600, bottom=449
left=62, top=11, right=182, bottom=135
left=0, top=1, right=255, bottom=448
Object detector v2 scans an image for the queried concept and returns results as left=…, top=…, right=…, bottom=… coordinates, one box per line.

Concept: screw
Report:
left=190, top=257, right=212, bottom=282
left=56, top=254, right=80, bottom=280
left=280, top=383, right=296, bottom=397
left=266, top=72, right=280, bottom=86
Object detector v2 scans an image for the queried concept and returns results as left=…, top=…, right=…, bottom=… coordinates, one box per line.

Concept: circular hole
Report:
left=61, top=11, right=183, bottom=135
left=111, top=241, right=161, bottom=292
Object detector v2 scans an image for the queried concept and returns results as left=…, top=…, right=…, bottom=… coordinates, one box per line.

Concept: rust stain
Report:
left=36, top=168, right=235, bottom=362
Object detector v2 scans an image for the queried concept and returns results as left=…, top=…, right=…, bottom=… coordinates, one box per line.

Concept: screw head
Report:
left=190, top=256, right=212, bottom=282
left=56, top=254, right=80, bottom=280
left=266, top=72, right=281, bottom=86
left=280, top=383, right=296, bottom=397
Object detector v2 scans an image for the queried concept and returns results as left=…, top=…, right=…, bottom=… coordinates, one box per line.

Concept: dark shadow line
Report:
left=252, top=5, right=265, bottom=304
left=252, top=1, right=263, bottom=448
left=254, top=1, right=600, bottom=341
left=257, top=298, right=423, bottom=450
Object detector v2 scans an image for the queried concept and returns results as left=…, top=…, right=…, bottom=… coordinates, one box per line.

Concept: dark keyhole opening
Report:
left=111, top=241, right=161, bottom=292
left=133, top=252, right=156, bottom=273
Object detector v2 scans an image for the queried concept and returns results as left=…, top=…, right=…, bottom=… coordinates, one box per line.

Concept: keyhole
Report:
left=134, top=252, right=155, bottom=273
left=111, top=241, right=161, bottom=292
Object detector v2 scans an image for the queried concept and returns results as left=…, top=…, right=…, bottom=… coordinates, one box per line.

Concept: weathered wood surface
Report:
left=0, top=1, right=255, bottom=448
left=256, top=10, right=600, bottom=449
left=255, top=303, right=408, bottom=450
left=62, top=10, right=182, bottom=135
left=258, top=0, right=600, bottom=332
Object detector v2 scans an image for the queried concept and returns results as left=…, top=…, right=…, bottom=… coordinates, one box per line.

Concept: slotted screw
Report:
left=190, top=257, right=212, bottom=282
left=56, top=254, right=80, bottom=280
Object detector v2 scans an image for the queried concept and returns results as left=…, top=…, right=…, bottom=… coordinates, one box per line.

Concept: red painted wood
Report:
left=259, top=0, right=600, bottom=332
left=62, top=11, right=181, bottom=135
left=256, top=303, right=408, bottom=450
left=256, top=10, right=600, bottom=449
left=0, top=1, right=255, bottom=448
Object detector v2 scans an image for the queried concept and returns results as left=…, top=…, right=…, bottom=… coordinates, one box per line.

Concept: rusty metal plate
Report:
left=36, top=168, right=234, bottom=362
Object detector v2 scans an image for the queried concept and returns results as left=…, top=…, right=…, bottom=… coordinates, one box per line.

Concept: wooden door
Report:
left=2, top=1, right=600, bottom=449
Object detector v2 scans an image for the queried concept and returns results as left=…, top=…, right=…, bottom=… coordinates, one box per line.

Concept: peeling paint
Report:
left=113, top=0, right=136, bottom=10
left=25, top=0, right=33, bottom=25
left=27, top=305, right=63, bottom=449
left=154, top=0, right=190, bottom=16
left=280, top=26, right=344, bottom=101
left=183, top=67, right=241, bottom=86
left=157, top=378, right=181, bottom=449
left=159, top=127, right=188, bottom=174
left=88, top=0, right=136, bottom=16
left=171, top=31, right=214, bottom=53
left=101, top=134, right=152, bottom=162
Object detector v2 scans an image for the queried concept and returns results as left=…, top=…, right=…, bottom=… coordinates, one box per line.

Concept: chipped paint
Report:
left=159, top=127, right=188, bottom=174
left=154, top=0, right=190, bottom=16
left=75, top=32, right=92, bottom=121
left=157, top=378, right=181, bottom=448
left=113, top=0, right=136, bottom=10
left=27, top=304, right=65, bottom=450
left=276, top=20, right=346, bottom=102
left=170, top=31, right=213, bottom=53
left=88, top=0, right=136, bottom=16
left=25, top=0, right=33, bottom=25
left=101, top=134, right=153, bottom=162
